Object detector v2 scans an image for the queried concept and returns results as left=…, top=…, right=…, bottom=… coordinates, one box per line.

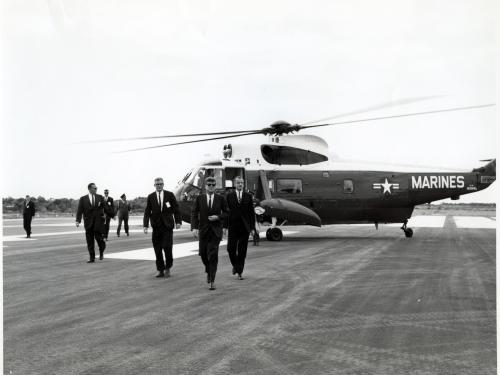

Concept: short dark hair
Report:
left=205, top=177, right=216, bottom=184
left=88, top=183, right=96, bottom=189
left=104, top=189, right=109, bottom=193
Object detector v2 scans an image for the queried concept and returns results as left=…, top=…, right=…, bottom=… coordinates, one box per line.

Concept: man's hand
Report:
left=143, top=227, right=148, bottom=234
left=193, top=229, right=199, bottom=239
left=75, top=222, right=80, bottom=228
left=250, top=229, right=255, bottom=236
left=208, top=215, right=219, bottom=221
left=175, top=223, right=182, bottom=230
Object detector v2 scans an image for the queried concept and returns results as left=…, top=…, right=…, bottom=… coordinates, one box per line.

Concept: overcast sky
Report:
left=1, top=0, right=497, bottom=203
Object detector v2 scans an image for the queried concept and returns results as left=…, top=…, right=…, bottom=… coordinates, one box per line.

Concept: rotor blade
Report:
left=114, top=131, right=261, bottom=153
left=300, top=103, right=495, bottom=130
left=78, top=129, right=262, bottom=144
left=298, top=95, right=445, bottom=126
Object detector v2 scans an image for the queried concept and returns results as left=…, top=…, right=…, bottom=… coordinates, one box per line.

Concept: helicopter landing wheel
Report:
left=266, top=227, right=283, bottom=241
left=404, top=228, right=413, bottom=238
left=400, top=220, right=413, bottom=238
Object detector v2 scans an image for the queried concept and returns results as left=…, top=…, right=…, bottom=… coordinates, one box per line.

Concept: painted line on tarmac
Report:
left=387, top=215, right=446, bottom=228
left=106, top=231, right=298, bottom=261
left=106, top=240, right=227, bottom=260
left=453, top=216, right=496, bottom=229
left=2, top=228, right=190, bottom=242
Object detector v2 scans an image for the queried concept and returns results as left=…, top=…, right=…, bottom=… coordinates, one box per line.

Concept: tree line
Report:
left=2, top=196, right=148, bottom=215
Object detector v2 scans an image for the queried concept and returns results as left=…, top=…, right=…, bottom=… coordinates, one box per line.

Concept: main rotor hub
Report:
left=262, top=121, right=302, bottom=136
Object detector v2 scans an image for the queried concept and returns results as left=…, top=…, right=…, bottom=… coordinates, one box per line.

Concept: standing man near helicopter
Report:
left=191, top=177, right=229, bottom=291
left=226, top=176, right=255, bottom=280
left=143, top=177, right=182, bottom=278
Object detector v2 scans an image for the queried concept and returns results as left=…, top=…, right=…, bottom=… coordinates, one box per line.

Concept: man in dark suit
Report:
left=76, top=183, right=109, bottom=263
left=226, top=176, right=256, bottom=280
left=103, top=189, right=115, bottom=241
left=117, top=194, right=131, bottom=237
left=22, top=195, right=36, bottom=238
left=191, top=177, right=229, bottom=290
left=143, top=177, right=182, bottom=278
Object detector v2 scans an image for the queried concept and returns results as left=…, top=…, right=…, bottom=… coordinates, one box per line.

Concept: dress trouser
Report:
left=23, top=214, right=33, bottom=236
left=199, top=230, right=220, bottom=283
left=117, top=216, right=129, bottom=235
left=85, top=228, right=106, bottom=260
left=227, top=228, right=249, bottom=275
left=104, top=217, right=111, bottom=239
left=152, top=224, right=173, bottom=271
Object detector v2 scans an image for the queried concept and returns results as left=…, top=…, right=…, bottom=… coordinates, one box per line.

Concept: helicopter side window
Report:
left=343, top=179, right=354, bottom=193
left=276, top=179, right=302, bottom=194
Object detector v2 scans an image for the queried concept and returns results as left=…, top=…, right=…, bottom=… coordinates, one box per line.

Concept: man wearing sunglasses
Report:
left=191, top=177, right=229, bottom=290
left=143, top=177, right=182, bottom=278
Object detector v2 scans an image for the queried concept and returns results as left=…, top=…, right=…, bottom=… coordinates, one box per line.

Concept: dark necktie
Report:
left=158, top=192, right=162, bottom=211
left=208, top=195, right=212, bottom=210
left=238, top=192, right=241, bottom=203
left=92, top=195, right=95, bottom=207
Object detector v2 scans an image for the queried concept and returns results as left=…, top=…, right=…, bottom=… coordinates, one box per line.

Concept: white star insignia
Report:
left=373, top=178, right=400, bottom=195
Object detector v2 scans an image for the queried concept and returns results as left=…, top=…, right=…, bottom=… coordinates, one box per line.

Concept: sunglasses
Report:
left=206, top=183, right=216, bottom=187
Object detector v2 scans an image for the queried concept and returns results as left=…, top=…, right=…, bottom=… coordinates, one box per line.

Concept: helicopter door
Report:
left=224, top=167, right=246, bottom=190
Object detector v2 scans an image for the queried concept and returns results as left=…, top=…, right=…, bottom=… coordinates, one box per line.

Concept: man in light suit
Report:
left=191, top=177, right=229, bottom=290
left=22, top=195, right=36, bottom=238
left=116, top=194, right=131, bottom=237
left=143, top=177, right=182, bottom=278
left=103, top=189, right=115, bottom=241
left=226, top=176, right=255, bottom=280
left=76, top=183, right=109, bottom=263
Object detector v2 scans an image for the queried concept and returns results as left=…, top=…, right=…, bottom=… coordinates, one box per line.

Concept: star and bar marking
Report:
left=373, top=178, right=400, bottom=194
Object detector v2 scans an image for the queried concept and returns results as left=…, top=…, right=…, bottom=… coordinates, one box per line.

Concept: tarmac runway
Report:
left=2, top=215, right=496, bottom=375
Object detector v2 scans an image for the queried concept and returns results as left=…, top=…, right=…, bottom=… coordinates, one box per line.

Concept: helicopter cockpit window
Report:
left=343, top=179, right=354, bottom=193
left=182, top=169, right=193, bottom=183
left=276, top=179, right=303, bottom=194
left=188, top=168, right=205, bottom=189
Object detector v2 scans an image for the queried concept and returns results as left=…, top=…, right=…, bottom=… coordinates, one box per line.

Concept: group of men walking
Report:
left=76, top=176, right=256, bottom=291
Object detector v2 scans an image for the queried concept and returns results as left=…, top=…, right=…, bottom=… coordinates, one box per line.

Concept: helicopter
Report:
left=90, top=102, right=496, bottom=241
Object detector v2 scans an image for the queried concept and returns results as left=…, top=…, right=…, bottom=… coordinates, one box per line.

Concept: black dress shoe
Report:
left=126, top=233, right=129, bottom=236
left=99, top=253, right=104, bottom=260
left=155, top=272, right=165, bottom=278
left=238, top=274, right=244, bottom=280
left=165, top=269, right=171, bottom=278
left=232, top=267, right=236, bottom=275
left=87, top=260, right=95, bottom=263
left=209, top=282, right=216, bottom=290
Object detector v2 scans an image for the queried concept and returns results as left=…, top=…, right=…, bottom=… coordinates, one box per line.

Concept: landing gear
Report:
left=266, top=227, right=283, bottom=241
left=401, top=220, right=413, bottom=238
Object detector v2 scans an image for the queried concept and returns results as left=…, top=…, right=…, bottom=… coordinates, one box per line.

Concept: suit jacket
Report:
left=103, top=196, right=115, bottom=218
left=76, top=194, right=107, bottom=232
left=226, top=191, right=255, bottom=233
left=23, top=201, right=36, bottom=217
left=117, top=200, right=131, bottom=219
left=143, top=190, right=181, bottom=230
left=191, top=193, right=229, bottom=240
